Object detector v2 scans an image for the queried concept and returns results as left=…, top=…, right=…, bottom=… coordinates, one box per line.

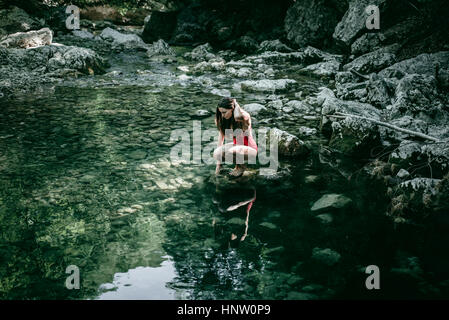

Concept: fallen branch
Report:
left=350, top=68, right=370, bottom=80
left=328, top=112, right=442, bottom=142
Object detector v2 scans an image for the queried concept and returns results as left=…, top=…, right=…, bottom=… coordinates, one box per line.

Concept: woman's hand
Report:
left=233, top=99, right=243, bottom=121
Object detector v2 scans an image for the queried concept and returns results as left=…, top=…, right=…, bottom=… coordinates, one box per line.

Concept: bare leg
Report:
left=213, top=144, right=257, bottom=177
left=227, top=145, right=257, bottom=177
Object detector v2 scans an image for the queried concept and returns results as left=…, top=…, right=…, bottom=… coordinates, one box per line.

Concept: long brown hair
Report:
left=215, top=97, right=242, bottom=135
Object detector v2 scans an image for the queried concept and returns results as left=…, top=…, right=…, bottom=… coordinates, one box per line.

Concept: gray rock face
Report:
left=99, top=27, right=148, bottom=51
left=242, top=103, right=266, bottom=115
left=302, top=60, right=341, bottom=77
left=350, top=17, right=422, bottom=56
left=379, top=51, right=449, bottom=79
left=344, top=45, right=399, bottom=74
left=72, top=30, right=95, bottom=39
left=258, top=40, right=293, bottom=53
left=235, top=79, right=297, bottom=93
left=285, top=0, right=342, bottom=48
left=193, top=59, right=225, bottom=73
left=389, top=74, right=443, bottom=117
left=317, top=87, right=382, bottom=154
left=0, top=28, right=52, bottom=49
left=298, top=46, right=343, bottom=78
left=365, top=75, right=393, bottom=108
left=47, top=46, right=106, bottom=74
left=268, top=128, right=309, bottom=157
left=284, top=100, right=316, bottom=115
left=0, top=6, right=44, bottom=38
left=1, top=44, right=106, bottom=74
left=311, top=194, right=352, bottom=211
left=350, top=33, right=382, bottom=56
left=0, top=44, right=106, bottom=97
left=301, top=46, right=344, bottom=65
left=333, top=0, right=386, bottom=47
left=183, top=43, right=216, bottom=61
left=147, top=39, right=174, bottom=57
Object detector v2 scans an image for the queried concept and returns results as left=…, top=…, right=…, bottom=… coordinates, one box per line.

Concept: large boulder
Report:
left=46, top=46, right=106, bottom=74
left=317, top=87, right=382, bottom=155
left=285, top=0, right=343, bottom=48
left=1, top=44, right=106, bottom=75
left=141, top=11, right=178, bottom=43
left=0, top=44, right=107, bottom=97
left=343, top=44, right=399, bottom=74
left=267, top=128, right=310, bottom=158
left=0, top=6, right=43, bottom=38
left=296, top=46, right=343, bottom=78
left=333, top=0, right=387, bottom=48
left=365, top=74, right=395, bottom=108
left=242, top=103, right=267, bottom=115
left=147, top=39, right=174, bottom=57
left=0, top=27, right=52, bottom=48
left=388, top=74, right=444, bottom=117
left=301, top=60, right=341, bottom=78
left=183, top=43, right=216, bottom=61
left=350, top=17, right=422, bottom=56
left=258, top=39, right=293, bottom=53
left=379, top=51, right=449, bottom=79
left=99, top=27, right=148, bottom=51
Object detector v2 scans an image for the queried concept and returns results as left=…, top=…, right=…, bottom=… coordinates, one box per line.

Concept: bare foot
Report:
left=229, top=165, right=245, bottom=178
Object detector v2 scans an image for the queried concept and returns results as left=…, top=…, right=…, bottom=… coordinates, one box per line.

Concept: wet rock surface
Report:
left=0, top=27, right=52, bottom=48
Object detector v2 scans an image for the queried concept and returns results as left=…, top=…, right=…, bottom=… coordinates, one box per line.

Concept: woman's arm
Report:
left=233, top=100, right=251, bottom=132
left=217, top=130, right=224, bottom=147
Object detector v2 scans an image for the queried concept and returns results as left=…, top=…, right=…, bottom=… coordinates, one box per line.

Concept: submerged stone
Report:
left=191, top=109, right=211, bottom=118
left=259, top=222, right=277, bottom=230
left=315, top=213, right=333, bottom=224
left=128, top=149, right=147, bottom=160
left=311, top=247, right=341, bottom=266
left=311, top=194, right=352, bottom=212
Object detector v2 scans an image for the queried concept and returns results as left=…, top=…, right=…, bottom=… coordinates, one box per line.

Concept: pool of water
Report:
left=1, top=49, right=449, bottom=300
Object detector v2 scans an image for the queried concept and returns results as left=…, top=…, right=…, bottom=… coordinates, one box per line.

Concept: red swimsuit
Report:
left=233, top=134, right=258, bottom=151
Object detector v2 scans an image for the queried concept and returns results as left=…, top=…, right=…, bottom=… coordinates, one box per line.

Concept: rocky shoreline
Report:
left=1, top=0, right=448, bottom=223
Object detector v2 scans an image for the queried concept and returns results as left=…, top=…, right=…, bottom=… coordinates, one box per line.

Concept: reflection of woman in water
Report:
left=213, top=97, right=258, bottom=178
left=213, top=187, right=256, bottom=248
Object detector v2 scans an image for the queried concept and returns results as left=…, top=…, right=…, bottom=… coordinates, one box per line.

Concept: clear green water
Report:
left=1, top=51, right=449, bottom=300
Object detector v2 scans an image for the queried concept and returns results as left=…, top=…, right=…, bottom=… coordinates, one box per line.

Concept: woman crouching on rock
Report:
left=213, top=97, right=258, bottom=177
